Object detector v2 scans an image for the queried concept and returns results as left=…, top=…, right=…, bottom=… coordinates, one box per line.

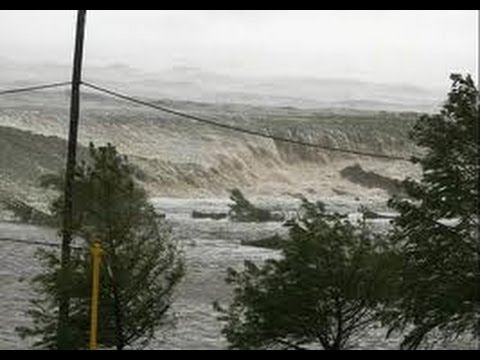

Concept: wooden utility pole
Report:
left=58, top=9, right=87, bottom=349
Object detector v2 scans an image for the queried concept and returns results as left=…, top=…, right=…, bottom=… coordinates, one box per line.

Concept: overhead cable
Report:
left=0, top=82, right=72, bottom=96
left=81, top=81, right=413, bottom=162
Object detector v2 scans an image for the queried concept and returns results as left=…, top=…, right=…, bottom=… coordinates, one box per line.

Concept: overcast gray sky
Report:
left=0, top=10, right=477, bottom=90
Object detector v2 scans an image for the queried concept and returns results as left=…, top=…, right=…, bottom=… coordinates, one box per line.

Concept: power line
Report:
left=0, top=78, right=414, bottom=161
left=81, top=81, right=413, bottom=162
left=0, top=236, right=60, bottom=248
left=0, top=237, right=82, bottom=250
left=0, top=82, right=72, bottom=96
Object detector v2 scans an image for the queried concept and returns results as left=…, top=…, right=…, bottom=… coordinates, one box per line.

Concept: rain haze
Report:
left=0, top=10, right=479, bottom=351
left=0, top=10, right=477, bottom=91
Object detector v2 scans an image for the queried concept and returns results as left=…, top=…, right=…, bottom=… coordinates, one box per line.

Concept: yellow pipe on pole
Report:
left=89, top=240, right=103, bottom=350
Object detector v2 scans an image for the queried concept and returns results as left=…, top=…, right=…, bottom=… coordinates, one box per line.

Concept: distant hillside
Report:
left=0, top=126, right=72, bottom=185
left=0, top=59, right=444, bottom=112
left=0, top=125, right=76, bottom=218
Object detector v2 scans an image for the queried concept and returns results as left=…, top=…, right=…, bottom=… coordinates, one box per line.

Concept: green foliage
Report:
left=17, top=143, right=184, bottom=349
left=217, top=199, right=397, bottom=350
left=228, top=189, right=282, bottom=222
left=387, top=74, right=479, bottom=349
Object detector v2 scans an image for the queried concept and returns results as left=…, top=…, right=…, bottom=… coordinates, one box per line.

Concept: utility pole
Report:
left=58, top=9, right=87, bottom=349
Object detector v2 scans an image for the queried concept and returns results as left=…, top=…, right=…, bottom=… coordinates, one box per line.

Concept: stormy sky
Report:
left=0, top=10, right=477, bottom=90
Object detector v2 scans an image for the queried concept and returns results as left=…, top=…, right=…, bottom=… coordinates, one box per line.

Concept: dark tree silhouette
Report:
left=217, top=199, right=396, bottom=350
left=386, top=74, right=479, bottom=349
left=18, top=143, right=184, bottom=349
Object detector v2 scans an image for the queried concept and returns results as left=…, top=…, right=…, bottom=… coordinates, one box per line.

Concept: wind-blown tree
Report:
left=216, top=199, right=397, bottom=350
left=386, top=74, right=479, bottom=349
left=17, top=143, right=184, bottom=349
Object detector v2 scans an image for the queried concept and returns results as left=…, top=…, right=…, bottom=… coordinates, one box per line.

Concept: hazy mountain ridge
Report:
left=0, top=59, right=444, bottom=112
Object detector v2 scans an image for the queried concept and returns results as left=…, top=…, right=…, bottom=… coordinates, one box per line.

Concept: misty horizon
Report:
left=0, top=55, right=447, bottom=90
left=0, top=10, right=477, bottom=94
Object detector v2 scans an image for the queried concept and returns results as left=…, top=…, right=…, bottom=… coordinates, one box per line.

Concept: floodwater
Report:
left=0, top=197, right=475, bottom=350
